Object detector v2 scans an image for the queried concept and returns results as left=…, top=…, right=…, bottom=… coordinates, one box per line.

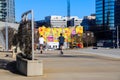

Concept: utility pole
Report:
left=117, top=25, right=119, bottom=48
left=5, top=10, right=8, bottom=51
left=31, top=10, right=34, bottom=60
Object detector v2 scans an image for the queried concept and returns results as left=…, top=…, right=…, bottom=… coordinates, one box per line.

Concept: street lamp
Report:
left=117, top=25, right=119, bottom=48
left=112, top=30, right=115, bottom=48
left=110, top=27, right=116, bottom=48
left=21, top=10, right=34, bottom=60
left=5, top=12, right=8, bottom=51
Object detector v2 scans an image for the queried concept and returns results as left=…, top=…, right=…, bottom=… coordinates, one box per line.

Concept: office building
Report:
left=96, top=0, right=120, bottom=47
left=36, top=15, right=82, bottom=28
left=69, top=16, right=82, bottom=27
left=96, top=0, right=120, bottom=30
left=45, top=16, right=67, bottom=27
left=0, top=0, right=15, bottom=23
left=81, top=14, right=96, bottom=31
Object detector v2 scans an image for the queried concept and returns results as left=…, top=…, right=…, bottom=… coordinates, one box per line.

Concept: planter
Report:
left=16, top=53, right=43, bottom=76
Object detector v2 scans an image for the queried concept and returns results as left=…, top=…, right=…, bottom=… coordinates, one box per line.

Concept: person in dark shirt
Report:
left=58, top=33, right=65, bottom=54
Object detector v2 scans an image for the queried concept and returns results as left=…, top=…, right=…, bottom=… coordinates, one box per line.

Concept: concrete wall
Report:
left=0, top=21, right=19, bottom=30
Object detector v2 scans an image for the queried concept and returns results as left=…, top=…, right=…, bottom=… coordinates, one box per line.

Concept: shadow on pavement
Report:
left=38, top=54, right=98, bottom=59
left=0, top=59, right=21, bottom=75
left=61, top=55, right=97, bottom=58
left=38, top=54, right=120, bottom=61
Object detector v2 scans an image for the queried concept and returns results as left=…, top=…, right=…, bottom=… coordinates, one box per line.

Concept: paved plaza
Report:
left=0, top=47, right=120, bottom=80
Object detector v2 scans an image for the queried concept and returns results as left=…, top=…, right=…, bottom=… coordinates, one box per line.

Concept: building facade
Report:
left=0, top=0, right=15, bottom=23
left=96, top=0, right=120, bottom=47
left=69, top=16, right=82, bottom=27
left=115, top=0, right=120, bottom=27
left=45, top=16, right=67, bottom=27
left=96, top=0, right=120, bottom=30
left=37, top=15, right=82, bottom=28
left=81, top=14, right=96, bottom=31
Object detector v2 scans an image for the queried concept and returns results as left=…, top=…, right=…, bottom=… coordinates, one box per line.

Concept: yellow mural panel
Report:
left=76, top=26, right=83, bottom=34
left=38, top=26, right=83, bottom=43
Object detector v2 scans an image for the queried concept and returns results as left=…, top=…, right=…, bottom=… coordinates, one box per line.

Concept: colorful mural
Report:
left=38, top=26, right=83, bottom=48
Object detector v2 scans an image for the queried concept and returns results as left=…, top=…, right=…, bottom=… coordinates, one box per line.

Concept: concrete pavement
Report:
left=36, top=47, right=120, bottom=59
left=0, top=48, right=120, bottom=80
left=71, top=47, right=120, bottom=59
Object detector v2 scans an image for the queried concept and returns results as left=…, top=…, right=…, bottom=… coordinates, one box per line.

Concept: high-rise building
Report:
left=96, top=0, right=120, bottom=47
left=0, top=0, right=15, bottom=23
left=96, top=0, right=120, bottom=29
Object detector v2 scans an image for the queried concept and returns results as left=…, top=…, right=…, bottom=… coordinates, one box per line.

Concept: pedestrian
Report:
left=39, top=35, right=45, bottom=54
left=58, top=33, right=65, bottom=54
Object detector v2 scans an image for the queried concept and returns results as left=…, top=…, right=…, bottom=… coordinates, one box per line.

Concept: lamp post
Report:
left=21, top=10, right=34, bottom=60
left=117, top=25, right=119, bottom=48
left=112, top=30, right=115, bottom=48
left=110, top=27, right=116, bottom=48
left=5, top=12, right=8, bottom=51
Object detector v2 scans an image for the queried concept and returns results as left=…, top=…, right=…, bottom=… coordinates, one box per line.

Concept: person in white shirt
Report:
left=39, top=35, right=45, bottom=54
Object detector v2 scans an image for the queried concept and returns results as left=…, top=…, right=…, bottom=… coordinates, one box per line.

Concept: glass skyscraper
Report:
left=96, top=0, right=120, bottom=29
left=0, top=0, right=15, bottom=23
left=96, top=0, right=120, bottom=47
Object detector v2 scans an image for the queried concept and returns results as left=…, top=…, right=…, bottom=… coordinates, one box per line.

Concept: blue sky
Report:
left=15, top=0, right=95, bottom=22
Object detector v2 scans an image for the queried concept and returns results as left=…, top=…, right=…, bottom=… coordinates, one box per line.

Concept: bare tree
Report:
left=1, top=27, right=16, bottom=49
left=82, top=31, right=96, bottom=47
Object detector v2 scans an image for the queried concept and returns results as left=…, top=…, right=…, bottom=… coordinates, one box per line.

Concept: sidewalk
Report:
left=66, top=47, right=120, bottom=59
left=34, top=47, right=120, bottom=60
